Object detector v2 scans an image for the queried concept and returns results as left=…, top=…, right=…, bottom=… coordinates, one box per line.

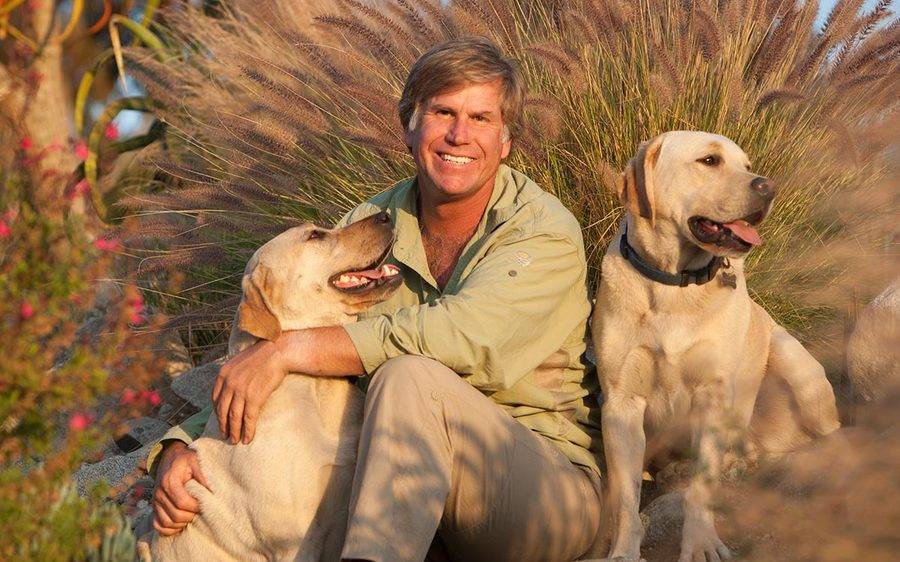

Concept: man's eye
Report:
left=307, top=230, right=326, bottom=240
left=697, top=155, right=721, bottom=166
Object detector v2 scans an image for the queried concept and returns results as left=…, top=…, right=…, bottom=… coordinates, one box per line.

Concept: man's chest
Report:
left=421, top=231, right=472, bottom=290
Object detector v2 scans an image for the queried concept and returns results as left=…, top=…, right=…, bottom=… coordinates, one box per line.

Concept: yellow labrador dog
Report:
left=592, top=131, right=840, bottom=562
left=147, top=212, right=401, bottom=561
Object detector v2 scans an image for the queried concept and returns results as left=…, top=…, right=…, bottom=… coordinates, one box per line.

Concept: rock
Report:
left=170, top=359, right=223, bottom=410
left=125, top=417, right=171, bottom=447
left=641, top=490, right=684, bottom=548
left=74, top=444, right=151, bottom=495
left=157, top=329, right=193, bottom=380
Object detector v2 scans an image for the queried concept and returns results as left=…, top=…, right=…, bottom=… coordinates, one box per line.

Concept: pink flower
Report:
left=26, top=0, right=42, bottom=14
left=19, top=301, right=34, bottom=320
left=139, top=390, right=162, bottom=407
left=0, top=221, right=9, bottom=238
left=20, top=137, right=32, bottom=150
left=93, top=238, right=122, bottom=251
left=69, top=412, right=93, bottom=431
left=128, top=292, right=145, bottom=324
left=74, top=141, right=89, bottom=160
left=121, top=388, right=137, bottom=405
left=104, top=123, right=120, bottom=141
left=67, top=179, right=90, bottom=200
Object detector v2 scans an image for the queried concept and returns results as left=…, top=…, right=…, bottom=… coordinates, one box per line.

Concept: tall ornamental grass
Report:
left=111, top=0, right=897, bottom=359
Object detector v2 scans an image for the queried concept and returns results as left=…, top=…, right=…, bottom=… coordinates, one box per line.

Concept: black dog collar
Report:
left=619, top=225, right=726, bottom=287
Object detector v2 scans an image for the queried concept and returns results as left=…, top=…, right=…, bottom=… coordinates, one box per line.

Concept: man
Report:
left=149, top=36, right=603, bottom=561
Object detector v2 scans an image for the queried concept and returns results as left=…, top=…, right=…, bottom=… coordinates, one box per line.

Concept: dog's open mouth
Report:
left=688, top=208, right=767, bottom=253
left=329, top=243, right=401, bottom=293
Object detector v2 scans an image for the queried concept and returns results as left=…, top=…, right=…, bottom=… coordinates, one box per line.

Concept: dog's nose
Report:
left=750, top=176, right=776, bottom=200
left=372, top=211, right=391, bottom=224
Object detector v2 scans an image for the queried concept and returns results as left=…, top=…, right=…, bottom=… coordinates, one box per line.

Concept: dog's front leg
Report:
left=602, top=393, right=647, bottom=560
left=680, top=383, right=732, bottom=562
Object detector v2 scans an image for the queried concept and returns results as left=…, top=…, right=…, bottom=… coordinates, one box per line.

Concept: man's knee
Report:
left=369, top=355, right=458, bottom=398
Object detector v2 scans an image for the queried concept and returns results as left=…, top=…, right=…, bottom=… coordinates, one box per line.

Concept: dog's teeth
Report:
left=339, top=275, right=350, bottom=283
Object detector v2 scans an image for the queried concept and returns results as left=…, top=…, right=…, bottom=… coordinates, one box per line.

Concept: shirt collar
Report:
left=390, top=164, right=520, bottom=289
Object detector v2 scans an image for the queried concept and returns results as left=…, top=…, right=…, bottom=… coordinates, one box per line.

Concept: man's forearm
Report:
left=274, top=326, right=365, bottom=377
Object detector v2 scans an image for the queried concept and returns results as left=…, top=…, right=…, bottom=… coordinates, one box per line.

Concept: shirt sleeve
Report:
left=343, top=232, right=588, bottom=391
left=146, top=405, right=211, bottom=478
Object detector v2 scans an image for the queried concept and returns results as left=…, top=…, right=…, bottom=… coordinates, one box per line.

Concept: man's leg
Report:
left=341, top=355, right=602, bottom=562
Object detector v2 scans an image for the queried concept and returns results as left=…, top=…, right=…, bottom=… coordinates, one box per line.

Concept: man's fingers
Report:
left=153, top=517, right=186, bottom=536
left=242, top=405, right=259, bottom=444
left=212, top=371, right=224, bottom=404
left=187, top=453, right=212, bottom=491
left=169, top=482, right=201, bottom=514
left=156, top=484, right=198, bottom=521
left=216, top=386, right=233, bottom=437
left=228, top=396, right=245, bottom=444
left=153, top=502, right=188, bottom=530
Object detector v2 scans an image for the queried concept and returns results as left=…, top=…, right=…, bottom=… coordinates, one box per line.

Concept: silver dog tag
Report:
left=720, top=270, right=737, bottom=289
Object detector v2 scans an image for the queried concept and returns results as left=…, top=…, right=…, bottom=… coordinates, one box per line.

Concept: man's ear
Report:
left=618, top=135, right=664, bottom=226
left=236, top=266, right=282, bottom=342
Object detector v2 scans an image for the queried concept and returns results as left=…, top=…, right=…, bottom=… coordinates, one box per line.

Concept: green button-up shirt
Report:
left=148, top=165, right=601, bottom=476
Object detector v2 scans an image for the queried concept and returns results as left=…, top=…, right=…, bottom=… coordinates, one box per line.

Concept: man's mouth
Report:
left=438, top=152, right=474, bottom=165
left=688, top=208, right=767, bottom=253
left=330, top=244, right=401, bottom=292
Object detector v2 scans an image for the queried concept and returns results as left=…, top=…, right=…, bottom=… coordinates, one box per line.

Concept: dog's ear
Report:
left=618, top=135, right=664, bottom=225
left=236, top=266, right=282, bottom=342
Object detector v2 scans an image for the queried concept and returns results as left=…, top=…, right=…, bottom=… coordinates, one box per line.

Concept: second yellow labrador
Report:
left=592, top=131, right=840, bottom=562
left=146, top=212, right=401, bottom=561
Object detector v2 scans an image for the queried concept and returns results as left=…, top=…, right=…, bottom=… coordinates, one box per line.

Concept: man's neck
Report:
left=417, top=176, right=496, bottom=236
left=417, top=173, right=498, bottom=289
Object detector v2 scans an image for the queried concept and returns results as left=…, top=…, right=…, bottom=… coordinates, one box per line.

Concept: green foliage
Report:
left=116, top=0, right=897, bottom=351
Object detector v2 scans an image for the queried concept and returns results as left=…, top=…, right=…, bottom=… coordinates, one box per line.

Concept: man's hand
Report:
left=213, top=339, right=287, bottom=444
left=153, top=441, right=210, bottom=536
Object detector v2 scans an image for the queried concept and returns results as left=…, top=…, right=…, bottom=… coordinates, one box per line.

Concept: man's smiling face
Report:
left=404, top=80, right=512, bottom=205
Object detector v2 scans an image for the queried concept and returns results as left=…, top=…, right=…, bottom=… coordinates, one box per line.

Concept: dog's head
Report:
left=230, top=212, right=402, bottom=349
left=617, top=130, right=776, bottom=258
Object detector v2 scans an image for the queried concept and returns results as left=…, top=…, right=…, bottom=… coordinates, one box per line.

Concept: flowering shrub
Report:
left=0, top=138, right=164, bottom=559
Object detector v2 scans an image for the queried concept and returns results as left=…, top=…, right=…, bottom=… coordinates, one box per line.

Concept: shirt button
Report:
left=508, top=270, right=517, bottom=277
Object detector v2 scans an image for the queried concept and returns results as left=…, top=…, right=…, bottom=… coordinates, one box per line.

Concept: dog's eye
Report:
left=697, top=154, right=721, bottom=166
left=307, top=230, right=326, bottom=240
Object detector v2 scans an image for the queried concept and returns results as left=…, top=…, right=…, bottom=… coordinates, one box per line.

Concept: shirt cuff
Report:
left=146, top=426, right=196, bottom=479
left=343, top=317, right=390, bottom=375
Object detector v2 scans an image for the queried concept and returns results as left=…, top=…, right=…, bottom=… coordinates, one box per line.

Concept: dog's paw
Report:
left=678, top=518, right=732, bottom=562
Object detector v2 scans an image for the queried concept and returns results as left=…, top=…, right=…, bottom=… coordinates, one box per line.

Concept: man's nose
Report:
left=445, top=117, right=470, bottom=145
left=750, top=176, right=776, bottom=201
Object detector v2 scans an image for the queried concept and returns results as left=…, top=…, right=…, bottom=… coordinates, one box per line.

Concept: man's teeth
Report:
left=440, top=154, right=473, bottom=164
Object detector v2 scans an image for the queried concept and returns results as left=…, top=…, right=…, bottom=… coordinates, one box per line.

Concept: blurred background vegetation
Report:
left=0, top=0, right=897, bottom=559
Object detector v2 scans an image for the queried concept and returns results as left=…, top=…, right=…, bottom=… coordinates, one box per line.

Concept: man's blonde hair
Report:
left=398, top=36, right=525, bottom=141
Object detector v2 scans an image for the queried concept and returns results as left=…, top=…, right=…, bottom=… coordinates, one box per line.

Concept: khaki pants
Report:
left=341, top=356, right=603, bottom=562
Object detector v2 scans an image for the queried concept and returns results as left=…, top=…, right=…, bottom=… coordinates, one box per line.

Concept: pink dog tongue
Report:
left=353, top=268, right=384, bottom=279
left=723, top=220, right=762, bottom=246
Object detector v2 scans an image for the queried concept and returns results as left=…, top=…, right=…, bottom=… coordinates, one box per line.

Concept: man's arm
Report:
left=212, top=328, right=363, bottom=444
left=216, top=231, right=589, bottom=443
